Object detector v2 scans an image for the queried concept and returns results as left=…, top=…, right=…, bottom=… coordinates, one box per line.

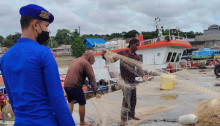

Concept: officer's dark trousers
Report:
left=121, top=87, right=136, bottom=121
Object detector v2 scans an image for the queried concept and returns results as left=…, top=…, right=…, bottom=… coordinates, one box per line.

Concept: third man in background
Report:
left=64, top=51, right=101, bottom=126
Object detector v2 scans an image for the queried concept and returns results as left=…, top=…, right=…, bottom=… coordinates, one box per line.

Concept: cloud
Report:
left=0, top=1, right=21, bottom=36
left=0, top=0, right=219, bottom=37
left=53, top=0, right=71, bottom=5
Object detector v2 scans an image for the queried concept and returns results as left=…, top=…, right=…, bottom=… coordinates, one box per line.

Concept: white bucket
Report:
left=178, top=114, right=198, bottom=125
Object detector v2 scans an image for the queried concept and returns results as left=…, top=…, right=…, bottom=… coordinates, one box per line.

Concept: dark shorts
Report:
left=64, top=87, right=86, bottom=105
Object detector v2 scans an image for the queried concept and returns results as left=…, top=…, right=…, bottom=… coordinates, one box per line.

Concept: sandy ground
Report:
left=70, top=68, right=220, bottom=126
left=1, top=58, right=220, bottom=126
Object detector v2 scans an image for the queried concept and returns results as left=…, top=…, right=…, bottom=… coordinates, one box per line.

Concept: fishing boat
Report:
left=92, top=17, right=192, bottom=81
left=191, top=48, right=220, bottom=60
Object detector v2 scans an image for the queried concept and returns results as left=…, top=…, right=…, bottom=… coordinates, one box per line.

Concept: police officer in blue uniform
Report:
left=0, top=4, right=75, bottom=126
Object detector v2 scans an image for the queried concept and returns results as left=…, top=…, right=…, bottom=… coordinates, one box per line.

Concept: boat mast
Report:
left=155, top=17, right=164, bottom=41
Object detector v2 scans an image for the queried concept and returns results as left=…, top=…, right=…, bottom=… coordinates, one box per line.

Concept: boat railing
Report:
left=162, top=35, right=186, bottom=41
left=145, top=35, right=187, bottom=44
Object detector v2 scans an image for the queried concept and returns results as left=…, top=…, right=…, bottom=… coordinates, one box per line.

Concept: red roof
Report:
left=94, top=40, right=192, bottom=56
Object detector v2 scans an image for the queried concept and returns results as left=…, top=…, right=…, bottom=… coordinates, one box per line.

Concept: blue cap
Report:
left=19, top=4, right=54, bottom=23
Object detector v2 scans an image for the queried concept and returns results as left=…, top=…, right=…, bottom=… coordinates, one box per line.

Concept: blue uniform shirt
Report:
left=0, top=38, right=75, bottom=126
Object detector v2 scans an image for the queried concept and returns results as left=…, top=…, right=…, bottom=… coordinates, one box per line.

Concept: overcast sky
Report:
left=0, top=0, right=220, bottom=37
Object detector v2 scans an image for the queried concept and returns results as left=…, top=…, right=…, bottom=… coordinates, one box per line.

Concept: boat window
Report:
left=176, top=53, right=182, bottom=62
left=171, top=53, right=177, bottom=62
left=138, top=54, right=143, bottom=62
left=166, top=52, right=172, bottom=62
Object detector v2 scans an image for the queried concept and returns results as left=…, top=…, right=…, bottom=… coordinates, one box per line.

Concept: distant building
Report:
left=83, top=38, right=106, bottom=48
left=52, top=44, right=72, bottom=56
left=190, top=24, right=220, bottom=49
left=105, top=39, right=127, bottom=50
left=204, top=24, right=220, bottom=35
left=191, top=34, right=220, bottom=49
left=83, top=38, right=106, bottom=53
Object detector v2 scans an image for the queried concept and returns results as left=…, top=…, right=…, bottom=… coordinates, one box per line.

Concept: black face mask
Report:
left=36, top=23, right=50, bottom=45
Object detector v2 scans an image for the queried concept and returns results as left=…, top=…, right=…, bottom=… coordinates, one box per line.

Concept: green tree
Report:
left=63, top=36, right=72, bottom=45
left=71, top=36, right=86, bottom=58
left=195, top=32, right=203, bottom=36
left=111, top=33, right=123, bottom=39
left=162, top=29, right=170, bottom=36
left=47, top=37, right=59, bottom=48
left=141, top=31, right=158, bottom=39
left=3, top=33, right=21, bottom=47
left=123, top=30, right=139, bottom=38
left=0, top=36, right=4, bottom=46
left=54, top=29, right=71, bottom=45
left=186, top=31, right=195, bottom=38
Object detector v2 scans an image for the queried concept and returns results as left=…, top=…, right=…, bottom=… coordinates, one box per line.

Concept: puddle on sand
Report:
left=160, top=94, right=178, bottom=100
left=200, top=76, right=216, bottom=80
left=196, top=81, right=215, bottom=86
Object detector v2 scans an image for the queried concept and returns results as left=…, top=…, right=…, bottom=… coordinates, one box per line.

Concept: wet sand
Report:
left=70, top=68, right=220, bottom=126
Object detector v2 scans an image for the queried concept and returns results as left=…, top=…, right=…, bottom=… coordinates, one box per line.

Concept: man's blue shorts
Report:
left=64, top=87, right=86, bottom=105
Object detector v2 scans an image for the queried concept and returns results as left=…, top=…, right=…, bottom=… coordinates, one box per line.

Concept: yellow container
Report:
left=160, top=74, right=176, bottom=90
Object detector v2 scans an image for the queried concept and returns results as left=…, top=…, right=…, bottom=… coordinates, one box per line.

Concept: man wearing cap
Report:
left=0, top=4, right=75, bottom=126
left=102, top=38, right=145, bottom=125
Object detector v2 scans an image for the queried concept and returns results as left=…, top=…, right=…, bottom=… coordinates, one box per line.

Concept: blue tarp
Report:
left=83, top=38, right=106, bottom=48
